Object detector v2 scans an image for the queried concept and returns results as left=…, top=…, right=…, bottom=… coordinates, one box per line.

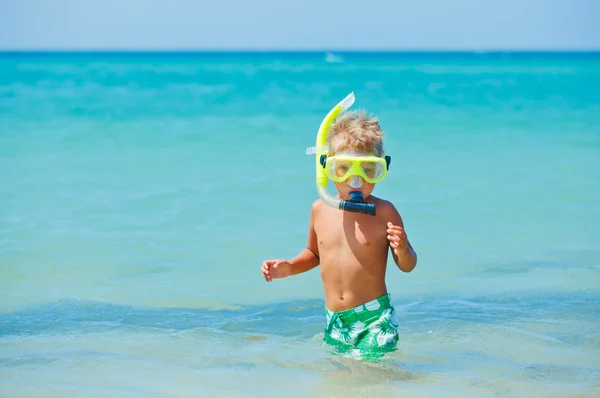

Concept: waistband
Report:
left=326, top=293, right=391, bottom=320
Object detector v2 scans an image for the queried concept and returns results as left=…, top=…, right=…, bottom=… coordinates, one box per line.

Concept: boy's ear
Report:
left=385, top=156, right=391, bottom=170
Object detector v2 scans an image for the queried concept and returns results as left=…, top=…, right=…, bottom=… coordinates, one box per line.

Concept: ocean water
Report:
left=1, top=51, right=599, bottom=397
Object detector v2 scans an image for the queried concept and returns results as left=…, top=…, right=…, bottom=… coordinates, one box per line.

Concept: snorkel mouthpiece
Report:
left=342, top=191, right=376, bottom=215
left=349, top=191, right=364, bottom=202
left=311, top=92, right=378, bottom=216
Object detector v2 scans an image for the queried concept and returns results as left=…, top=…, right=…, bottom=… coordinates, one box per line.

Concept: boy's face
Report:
left=331, top=149, right=377, bottom=201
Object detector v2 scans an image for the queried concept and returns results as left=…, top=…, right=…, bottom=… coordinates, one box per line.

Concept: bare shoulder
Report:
left=311, top=199, right=326, bottom=214
left=370, top=196, right=404, bottom=225
left=310, top=199, right=327, bottom=222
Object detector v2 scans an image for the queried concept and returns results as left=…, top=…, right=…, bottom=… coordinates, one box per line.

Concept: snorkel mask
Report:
left=307, top=92, right=391, bottom=216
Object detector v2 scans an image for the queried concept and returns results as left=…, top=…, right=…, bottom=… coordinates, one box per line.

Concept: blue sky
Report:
left=1, top=0, right=599, bottom=50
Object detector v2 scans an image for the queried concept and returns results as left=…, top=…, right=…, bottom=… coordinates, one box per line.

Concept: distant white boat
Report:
left=324, top=52, right=344, bottom=63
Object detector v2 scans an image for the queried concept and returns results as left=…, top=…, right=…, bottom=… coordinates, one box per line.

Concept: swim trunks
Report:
left=323, top=293, right=399, bottom=358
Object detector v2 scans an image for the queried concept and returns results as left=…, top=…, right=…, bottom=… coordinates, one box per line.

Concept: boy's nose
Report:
left=348, top=175, right=363, bottom=188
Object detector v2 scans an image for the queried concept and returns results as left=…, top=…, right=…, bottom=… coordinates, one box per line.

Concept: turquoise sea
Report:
left=1, top=51, right=599, bottom=397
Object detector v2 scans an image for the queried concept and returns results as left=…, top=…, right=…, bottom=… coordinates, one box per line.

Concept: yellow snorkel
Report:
left=310, top=92, right=377, bottom=216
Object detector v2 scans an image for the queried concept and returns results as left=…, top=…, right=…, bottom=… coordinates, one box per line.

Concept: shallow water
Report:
left=1, top=51, right=599, bottom=397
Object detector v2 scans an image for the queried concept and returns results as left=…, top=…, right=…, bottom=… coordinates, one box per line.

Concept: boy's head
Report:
left=327, top=110, right=384, bottom=157
left=326, top=111, right=387, bottom=201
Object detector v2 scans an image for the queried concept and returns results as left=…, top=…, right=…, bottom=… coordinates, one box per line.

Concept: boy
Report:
left=261, top=111, right=417, bottom=357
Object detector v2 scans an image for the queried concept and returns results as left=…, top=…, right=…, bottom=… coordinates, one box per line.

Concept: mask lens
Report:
left=329, top=159, right=353, bottom=180
left=360, top=160, right=384, bottom=181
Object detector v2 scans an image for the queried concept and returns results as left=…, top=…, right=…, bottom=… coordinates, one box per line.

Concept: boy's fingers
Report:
left=389, top=231, right=405, bottom=239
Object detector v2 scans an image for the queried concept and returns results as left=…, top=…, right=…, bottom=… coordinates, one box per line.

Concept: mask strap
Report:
left=319, top=154, right=327, bottom=168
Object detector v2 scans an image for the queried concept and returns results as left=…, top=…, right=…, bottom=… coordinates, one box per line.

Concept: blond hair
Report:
left=327, top=110, right=384, bottom=156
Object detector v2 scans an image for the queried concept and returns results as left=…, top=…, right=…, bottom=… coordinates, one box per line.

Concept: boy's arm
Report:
left=287, top=248, right=319, bottom=275
left=261, top=202, right=320, bottom=282
left=392, top=236, right=417, bottom=273
left=381, top=201, right=417, bottom=273
left=288, top=201, right=320, bottom=275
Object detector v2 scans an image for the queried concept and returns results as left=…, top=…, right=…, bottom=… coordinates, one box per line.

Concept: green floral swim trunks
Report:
left=323, top=294, right=399, bottom=359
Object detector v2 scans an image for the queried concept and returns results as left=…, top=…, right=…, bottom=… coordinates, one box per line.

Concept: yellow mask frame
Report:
left=320, top=153, right=391, bottom=184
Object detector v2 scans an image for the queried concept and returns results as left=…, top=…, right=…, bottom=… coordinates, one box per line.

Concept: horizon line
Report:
left=1, top=48, right=599, bottom=54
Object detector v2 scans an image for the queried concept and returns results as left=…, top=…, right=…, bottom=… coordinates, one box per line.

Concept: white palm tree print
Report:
left=369, top=308, right=399, bottom=347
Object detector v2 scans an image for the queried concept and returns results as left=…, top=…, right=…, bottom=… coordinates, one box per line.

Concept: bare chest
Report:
left=314, top=210, right=388, bottom=252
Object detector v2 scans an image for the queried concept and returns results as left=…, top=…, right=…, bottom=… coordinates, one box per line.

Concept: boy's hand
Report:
left=261, top=259, right=292, bottom=282
left=387, top=222, right=408, bottom=255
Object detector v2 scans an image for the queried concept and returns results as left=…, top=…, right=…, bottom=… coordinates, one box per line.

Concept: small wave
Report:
left=324, top=52, right=344, bottom=64
left=0, top=299, right=325, bottom=339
